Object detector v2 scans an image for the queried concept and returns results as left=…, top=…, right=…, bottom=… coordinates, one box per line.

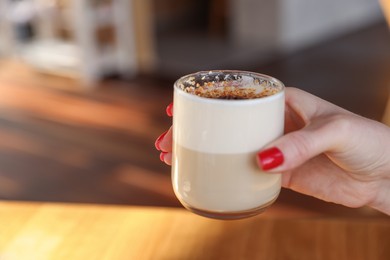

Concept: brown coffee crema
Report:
left=177, top=72, right=281, bottom=100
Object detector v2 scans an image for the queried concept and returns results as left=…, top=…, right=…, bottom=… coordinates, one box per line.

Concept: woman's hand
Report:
left=155, top=88, right=390, bottom=215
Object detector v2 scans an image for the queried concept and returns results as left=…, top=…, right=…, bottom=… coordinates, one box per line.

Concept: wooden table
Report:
left=0, top=201, right=388, bottom=260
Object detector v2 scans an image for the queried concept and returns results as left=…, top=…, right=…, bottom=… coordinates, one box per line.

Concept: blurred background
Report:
left=0, top=0, right=390, bottom=217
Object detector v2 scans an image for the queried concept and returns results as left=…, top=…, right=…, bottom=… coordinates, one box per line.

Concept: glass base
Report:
left=182, top=197, right=278, bottom=220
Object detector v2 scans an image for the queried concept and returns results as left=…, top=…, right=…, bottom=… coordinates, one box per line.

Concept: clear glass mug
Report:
left=172, top=70, right=285, bottom=219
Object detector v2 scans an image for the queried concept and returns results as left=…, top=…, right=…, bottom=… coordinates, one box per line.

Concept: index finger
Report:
left=159, top=126, right=173, bottom=153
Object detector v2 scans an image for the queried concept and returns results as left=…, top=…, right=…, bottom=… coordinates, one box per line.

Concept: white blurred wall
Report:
left=230, top=0, right=383, bottom=53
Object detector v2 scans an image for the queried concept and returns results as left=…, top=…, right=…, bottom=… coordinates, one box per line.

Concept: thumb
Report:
left=256, top=116, right=347, bottom=172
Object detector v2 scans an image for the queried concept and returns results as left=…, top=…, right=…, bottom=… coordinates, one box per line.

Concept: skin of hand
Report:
left=156, top=87, right=390, bottom=215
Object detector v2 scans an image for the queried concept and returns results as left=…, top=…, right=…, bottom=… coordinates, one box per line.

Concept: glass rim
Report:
left=174, top=70, right=285, bottom=105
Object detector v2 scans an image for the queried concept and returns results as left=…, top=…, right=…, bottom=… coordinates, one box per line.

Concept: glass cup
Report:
left=172, top=70, right=285, bottom=219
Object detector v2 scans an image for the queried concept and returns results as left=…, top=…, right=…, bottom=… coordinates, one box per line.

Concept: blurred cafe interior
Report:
left=0, top=0, right=390, bottom=258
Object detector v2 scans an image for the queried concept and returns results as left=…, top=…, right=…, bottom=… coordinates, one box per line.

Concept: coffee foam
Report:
left=177, top=72, right=282, bottom=100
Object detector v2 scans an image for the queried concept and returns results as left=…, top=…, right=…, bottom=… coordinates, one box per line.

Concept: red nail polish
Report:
left=155, top=130, right=168, bottom=150
left=257, top=147, right=284, bottom=171
left=166, top=102, right=173, bottom=117
left=160, top=152, right=167, bottom=162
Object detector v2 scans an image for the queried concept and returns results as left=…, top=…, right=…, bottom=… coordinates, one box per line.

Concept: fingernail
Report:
left=155, top=130, right=168, bottom=150
left=160, top=152, right=167, bottom=162
left=166, top=102, right=173, bottom=117
left=257, top=147, right=284, bottom=171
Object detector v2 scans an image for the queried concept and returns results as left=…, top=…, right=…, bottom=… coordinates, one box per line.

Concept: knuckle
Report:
left=325, top=114, right=354, bottom=139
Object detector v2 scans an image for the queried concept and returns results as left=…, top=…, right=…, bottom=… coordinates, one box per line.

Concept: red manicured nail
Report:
left=257, top=147, right=284, bottom=171
left=166, top=102, right=173, bottom=117
left=160, top=152, right=167, bottom=162
left=155, top=130, right=168, bottom=150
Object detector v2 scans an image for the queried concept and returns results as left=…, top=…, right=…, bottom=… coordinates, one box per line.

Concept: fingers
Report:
left=157, top=127, right=173, bottom=153
left=257, top=88, right=352, bottom=172
left=279, top=154, right=368, bottom=208
left=156, top=127, right=173, bottom=165
left=155, top=130, right=168, bottom=151
left=156, top=102, right=174, bottom=165
left=257, top=120, right=339, bottom=171
left=160, top=152, right=172, bottom=166
left=166, top=102, right=173, bottom=117
left=284, top=87, right=349, bottom=124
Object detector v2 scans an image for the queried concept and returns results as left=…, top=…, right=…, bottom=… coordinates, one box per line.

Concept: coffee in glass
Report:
left=172, top=70, right=285, bottom=219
